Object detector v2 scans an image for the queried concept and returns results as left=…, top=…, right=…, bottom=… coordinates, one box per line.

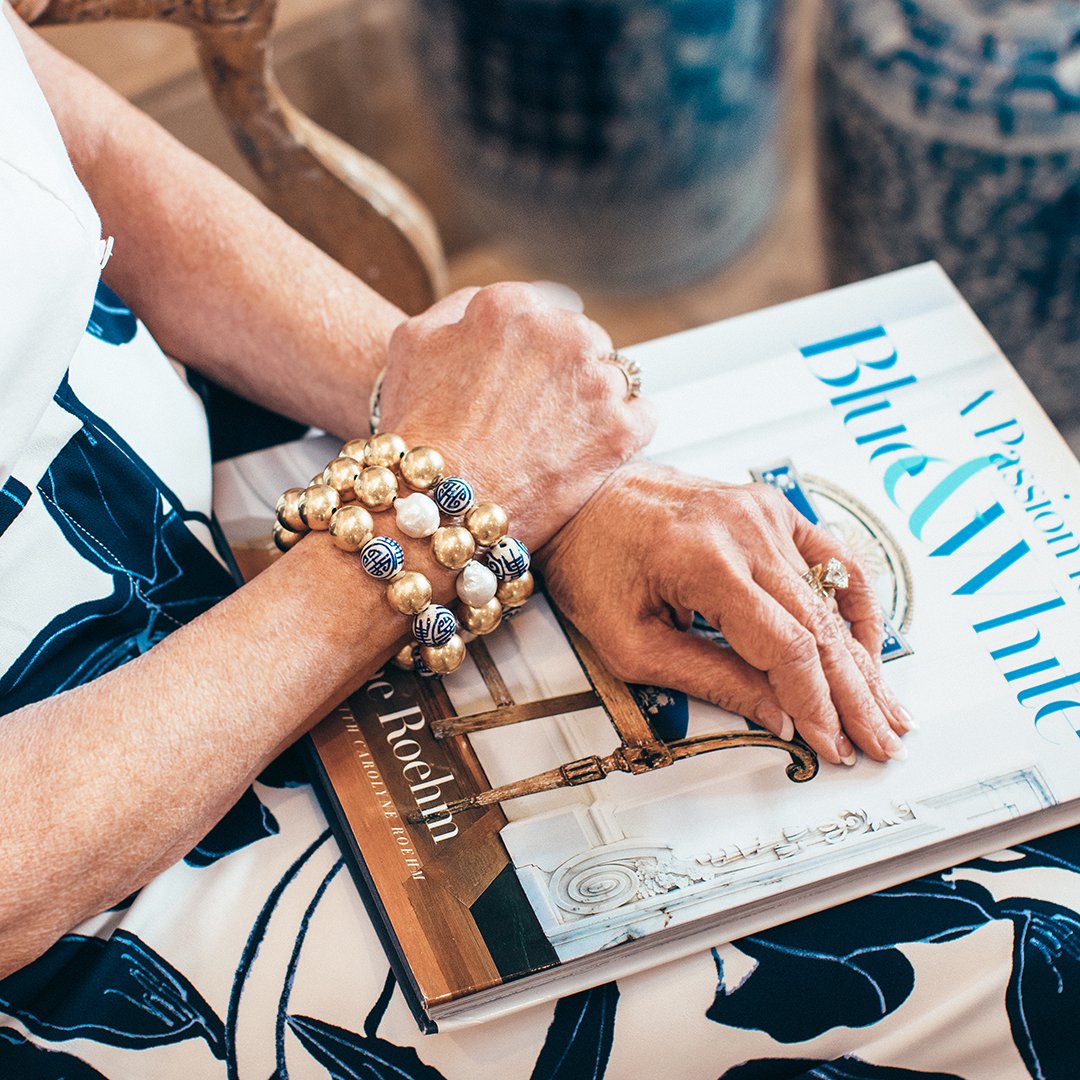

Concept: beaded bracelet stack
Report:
left=273, top=432, right=534, bottom=677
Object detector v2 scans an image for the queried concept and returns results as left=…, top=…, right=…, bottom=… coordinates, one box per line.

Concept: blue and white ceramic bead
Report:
left=359, top=535, right=405, bottom=580
left=433, top=476, right=475, bottom=517
left=485, top=536, right=530, bottom=581
left=413, top=649, right=440, bottom=679
left=413, top=604, right=458, bottom=648
left=393, top=492, right=441, bottom=538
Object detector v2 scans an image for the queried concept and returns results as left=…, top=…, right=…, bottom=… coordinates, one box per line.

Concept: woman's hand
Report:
left=377, top=284, right=656, bottom=550
left=538, top=462, right=914, bottom=766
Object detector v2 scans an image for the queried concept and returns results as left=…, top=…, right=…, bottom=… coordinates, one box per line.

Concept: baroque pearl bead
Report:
left=299, top=484, right=340, bottom=530
left=340, top=438, right=369, bottom=462
left=456, top=560, right=498, bottom=606
left=365, top=432, right=407, bottom=468
left=387, top=570, right=433, bottom=615
left=394, top=492, right=441, bottom=538
left=329, top=504, right=374, bottom=552
left=413, top=604, right=458, bottom=647
left=323, top=457, right=361, bottom=501
left=273, top=521, right=304, bottom=552
left=359, top=535, right=405, bottom=579
left=496, top=569, right=534, bottom=608
left=462, top=597, right=503, bottom=635
left=400, top=446, right=446, bottom=491
left=433, top=476, right=476, bottom=516
left=486, top=536, right=530, bottom=580
left=275, top=487, right=306, bottom=533
left=465, top=502, right=509, bottom=546
left=432, top=525, right=475, bottom=570
left=420, top=634, right=467, bottom=675
left=355, top=465, right=398, bottom=511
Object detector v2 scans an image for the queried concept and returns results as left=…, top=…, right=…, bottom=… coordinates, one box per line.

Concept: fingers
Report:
left=604, top=624, right=796, bottom=741
left=696, top=577, right=854, bottom=765
left=790, top=516, right=884, bottom=660
left=754, top=562, right=908, bottom=762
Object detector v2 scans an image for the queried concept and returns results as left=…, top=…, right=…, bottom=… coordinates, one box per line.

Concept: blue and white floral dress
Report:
left=2, top=16, right=1080, bottom=1080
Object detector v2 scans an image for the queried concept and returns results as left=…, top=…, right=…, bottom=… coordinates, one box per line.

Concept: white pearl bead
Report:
left=456, top=559, right=498, bottom=607
left=394, top=492, right=441, bottom=538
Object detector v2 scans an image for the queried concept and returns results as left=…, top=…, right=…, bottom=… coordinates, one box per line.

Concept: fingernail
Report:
left=758, top=703, right=795, bottom=742
left=835, top=735, right=857, bottom=767
left=882, top=729, right=908, bottom=761
left=896, top=705, right=918, bottom=732
left=778, top=711, right=794, bottom=742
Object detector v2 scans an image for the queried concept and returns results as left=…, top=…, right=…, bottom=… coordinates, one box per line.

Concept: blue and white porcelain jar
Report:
left=818, top=0, right=1080, bottom=434
left=415, top=0, right=785, bottom=292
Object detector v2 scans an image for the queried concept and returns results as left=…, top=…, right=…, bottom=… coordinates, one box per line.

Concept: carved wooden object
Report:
left=16, top=0, right=446, bottom=314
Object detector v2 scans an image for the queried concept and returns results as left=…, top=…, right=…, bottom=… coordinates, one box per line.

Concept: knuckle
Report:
left=778, top=628, right=819, bottom=672
left=470, top=281, right=542, bottom=318
left=804, top=604, right=843, bottom=650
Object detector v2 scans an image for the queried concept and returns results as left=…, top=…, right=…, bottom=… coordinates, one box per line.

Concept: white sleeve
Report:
left=0, top=9, right=104, bottom=484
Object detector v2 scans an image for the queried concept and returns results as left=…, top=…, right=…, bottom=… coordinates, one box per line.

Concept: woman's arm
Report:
left=9, top=9, right=401, bottom=437
left=0, top=284, right=653, bottom=978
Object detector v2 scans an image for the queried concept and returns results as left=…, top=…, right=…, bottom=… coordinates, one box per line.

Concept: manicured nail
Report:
left=882, top=729, right=908, bottom=761
left=758, top=703, right=795, bottom=742
left=835, top=735, right=857, bottom=766
left=896, top=705, right=918, bottom=732
left=778, top=711, right=794, bottom=742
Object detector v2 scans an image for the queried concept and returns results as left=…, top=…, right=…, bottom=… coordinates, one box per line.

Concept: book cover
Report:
left=217, top=263, right=1080, bottom=1032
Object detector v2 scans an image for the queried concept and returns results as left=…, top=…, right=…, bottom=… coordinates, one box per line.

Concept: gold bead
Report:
left=496, top=570, right=535, bottom=608
left=420, top=633, right=467, bottom=675
left=400, top=446, right=446, bottom=491
left=465, top=502, right=509, bottom=546
left=323, top=457, right=361, bottom=500
left=365, top=432, right=407, bottom=468
left=355, top=465, right=398, bottom=511
left=391, top=642, right=417, bottom=670
left=309, top=472, right=325, bottom=488
left=275, top=487, right=307, bottom=533
left=386, top=570, right=433, bottom=615
left=431, top=525, right=475, bottom=570
left=299, top=484, right=340, bottom=530
left=461, top=597, right=503, bottom=635
left=329, top=504, right=374, bottom=551
left=273, top=521, right=304, bottom=552
left=341, top=438, right=369, bottom=462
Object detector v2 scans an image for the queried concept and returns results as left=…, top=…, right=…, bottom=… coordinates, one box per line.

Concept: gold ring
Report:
left=802, top=558, right=849, bottom=600
left=606, top=352, right=643, bottom=401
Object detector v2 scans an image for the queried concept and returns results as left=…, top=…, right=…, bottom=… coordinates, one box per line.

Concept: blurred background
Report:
left=38, top=0, right=1079, bottom=445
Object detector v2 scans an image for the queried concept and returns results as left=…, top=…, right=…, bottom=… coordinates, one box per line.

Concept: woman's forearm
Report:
left=0, top=534, right=451, bottom=977
left=12, top=12, right=403, bottom=437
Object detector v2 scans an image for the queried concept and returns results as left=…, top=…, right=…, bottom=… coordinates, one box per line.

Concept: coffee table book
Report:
left=216, top=263, right=1080, bottom=1033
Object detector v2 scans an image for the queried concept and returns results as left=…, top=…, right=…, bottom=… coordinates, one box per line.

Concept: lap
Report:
left=2, top=751, right=1077, bottom=1079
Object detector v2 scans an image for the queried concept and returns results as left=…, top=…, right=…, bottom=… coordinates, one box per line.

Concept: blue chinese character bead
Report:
left=486, top=536, right=530, bottom=581
left=413, top=604, right=458, bottom=647
left=433, top=476, right=476, bottom=516
left=359, top=535, right=404, bottom=580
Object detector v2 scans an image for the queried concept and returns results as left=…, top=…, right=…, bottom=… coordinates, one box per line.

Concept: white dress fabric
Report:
left=2, top=16, right=1080, bottom=1080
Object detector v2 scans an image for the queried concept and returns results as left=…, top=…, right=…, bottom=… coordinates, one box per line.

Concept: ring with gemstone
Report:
left=605, top=352, right=643, bottom=401
left=802, top=558, right=849, bottom=600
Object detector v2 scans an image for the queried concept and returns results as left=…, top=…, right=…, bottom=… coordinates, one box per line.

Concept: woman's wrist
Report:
left=274, top=430, right=535, bottom=677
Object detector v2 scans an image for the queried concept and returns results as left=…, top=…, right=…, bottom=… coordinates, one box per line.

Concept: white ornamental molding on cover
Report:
left=534, top=804, right=924, bottom=958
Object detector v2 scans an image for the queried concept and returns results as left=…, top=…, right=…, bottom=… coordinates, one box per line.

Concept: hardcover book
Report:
left=215, top=263, right=1080, bottom=1032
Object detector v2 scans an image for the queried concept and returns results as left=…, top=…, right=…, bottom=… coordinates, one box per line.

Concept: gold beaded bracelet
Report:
left=273, top=433, right=534, bottom=677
